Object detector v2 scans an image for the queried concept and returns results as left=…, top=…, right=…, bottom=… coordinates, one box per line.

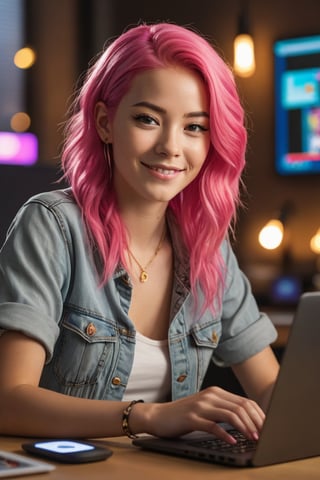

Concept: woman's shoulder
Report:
left=3, top=188, right=89, bottom=260
left=23, top=188, right=82, bottom=221
left=12, top=188, right=83, bottom=239
left=24, top=187, right=76, bottom=209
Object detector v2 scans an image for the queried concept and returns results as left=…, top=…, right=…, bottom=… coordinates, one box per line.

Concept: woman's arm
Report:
left=0, top=331, right=128, bottom=438
left=232, top=346, right=280, bottom=412
left=0, top=331, right=269, bottom=444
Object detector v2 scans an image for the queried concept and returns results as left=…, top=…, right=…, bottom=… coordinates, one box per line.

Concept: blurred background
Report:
left=1, top=0, right=320, bottom=312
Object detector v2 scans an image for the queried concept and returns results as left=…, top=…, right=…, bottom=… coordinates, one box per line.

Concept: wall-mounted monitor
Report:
left=274, top=34, right=320, bottom=175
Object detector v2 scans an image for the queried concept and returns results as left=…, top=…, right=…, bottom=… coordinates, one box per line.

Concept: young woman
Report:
left=0, top=23, right=279, bottom=444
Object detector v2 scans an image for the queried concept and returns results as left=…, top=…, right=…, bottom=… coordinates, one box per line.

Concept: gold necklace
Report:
left=128, top=228, right=166, bottom=283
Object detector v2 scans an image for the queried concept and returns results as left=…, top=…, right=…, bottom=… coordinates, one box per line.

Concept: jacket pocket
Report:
left=190, top=319, right=222, bottom=390
left=52, top=310, right=118, bottom=387
left=191, top=319, right=222, bottom=349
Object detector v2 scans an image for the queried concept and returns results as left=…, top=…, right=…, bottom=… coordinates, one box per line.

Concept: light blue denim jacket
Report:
left=0, top=189, right=277, bottom=401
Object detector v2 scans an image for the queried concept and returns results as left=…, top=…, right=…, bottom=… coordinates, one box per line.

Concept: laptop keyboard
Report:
left=188, top=430, right=257, bottom=454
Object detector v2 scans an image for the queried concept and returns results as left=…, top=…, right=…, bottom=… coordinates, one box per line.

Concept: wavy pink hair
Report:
left=61, top=23, right=247, bottom=315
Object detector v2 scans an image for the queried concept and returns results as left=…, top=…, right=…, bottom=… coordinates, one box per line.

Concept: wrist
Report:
left=130, top=402, right=165, bottom=437
left=122, top=400, right=145, bottom=438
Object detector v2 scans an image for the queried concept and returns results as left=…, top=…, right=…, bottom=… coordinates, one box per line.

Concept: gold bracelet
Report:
left=122, top=399, right=144, bottom=439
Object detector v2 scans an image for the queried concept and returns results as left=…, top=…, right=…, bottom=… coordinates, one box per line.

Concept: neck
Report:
left=114, top=176, right=169, bottom=242
left=120, top=205, right=168, bottom=251
left=121, top=209, right=169, bottom=281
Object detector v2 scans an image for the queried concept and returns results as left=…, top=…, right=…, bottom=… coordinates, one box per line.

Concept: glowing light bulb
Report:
left=234, top=34, right=256, bottom=77
left=258, top=219, right=284, bottom=250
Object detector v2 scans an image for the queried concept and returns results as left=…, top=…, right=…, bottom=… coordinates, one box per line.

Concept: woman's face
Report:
left=95, top=66, right=211, bottom=208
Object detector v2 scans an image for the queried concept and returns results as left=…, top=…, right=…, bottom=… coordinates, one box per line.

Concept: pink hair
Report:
left=61, top=23, right=247, bottom=315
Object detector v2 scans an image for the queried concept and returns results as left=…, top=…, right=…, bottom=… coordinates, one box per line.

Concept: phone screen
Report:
left=34, top=440, right=95, bottom=454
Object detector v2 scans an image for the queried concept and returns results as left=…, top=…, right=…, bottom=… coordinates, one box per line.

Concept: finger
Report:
left=190, top=417, right=238, bottom=444
left=210, top=387, right=265, bottom=423
left=206, top=388, right=265, bottom=433
left=199, top=394, right=263, bottom=440
left=211, top=404, right=263, bottom=441
left=228, top=399, right=264, bottom=431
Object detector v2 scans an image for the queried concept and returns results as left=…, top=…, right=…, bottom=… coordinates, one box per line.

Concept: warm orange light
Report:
left=258, top=219, right=284, bottom=250
left=10, top=112, right=31, bottom=132
left=310, top=228, right=320, bottom=254
left=234, top=34, right=256, bottom=77
left=14, top=47, right=36, bottom=69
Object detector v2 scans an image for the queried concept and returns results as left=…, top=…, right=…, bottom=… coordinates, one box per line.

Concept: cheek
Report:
left=117, top=129, right=154, bottom=156
left=203, top=137, right=211, bottom=156
left=112, top=130, right=136, bottom=161
left=190, top=140, right=210, bottom=169
left=132, top=129, right=158, bottom=151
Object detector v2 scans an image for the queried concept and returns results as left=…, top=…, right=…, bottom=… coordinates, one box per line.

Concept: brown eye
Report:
left=133, top=114, right=159, bottom=126
left=186, top=123, right=209, bottom=133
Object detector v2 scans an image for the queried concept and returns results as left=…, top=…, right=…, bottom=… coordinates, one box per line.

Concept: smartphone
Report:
left=22, top=439, right=113, bottom=464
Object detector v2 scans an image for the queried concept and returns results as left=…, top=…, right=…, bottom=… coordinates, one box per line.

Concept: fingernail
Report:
left=229, top=436, right=237, bottom=445
left=252, top=432, right=259, bottom=441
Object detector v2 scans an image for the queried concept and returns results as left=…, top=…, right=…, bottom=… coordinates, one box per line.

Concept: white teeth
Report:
left=151, top=166, right=177, bottom=175
left=143, top=162, right=182, bottom=175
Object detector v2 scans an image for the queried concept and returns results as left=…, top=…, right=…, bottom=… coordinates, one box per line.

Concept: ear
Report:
left=94, top=101, right=113, bottom=143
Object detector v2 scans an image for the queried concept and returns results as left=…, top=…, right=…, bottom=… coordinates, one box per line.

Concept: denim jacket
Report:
left=0, top=189, right=277, bottom=401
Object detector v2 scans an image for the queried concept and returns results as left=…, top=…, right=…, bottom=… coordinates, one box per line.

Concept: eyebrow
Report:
left=132, top=101, right=209, bottom=118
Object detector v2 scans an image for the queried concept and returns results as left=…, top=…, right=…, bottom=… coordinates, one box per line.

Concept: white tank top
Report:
left=122, top=331, right=171, bottom=403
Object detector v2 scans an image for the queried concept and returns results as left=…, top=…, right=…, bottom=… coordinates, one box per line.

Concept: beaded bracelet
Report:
left=122, top=399, right=144, bottom=439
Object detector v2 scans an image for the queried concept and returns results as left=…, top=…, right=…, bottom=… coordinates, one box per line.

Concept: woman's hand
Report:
left=133, top=386, right=265, bottom=444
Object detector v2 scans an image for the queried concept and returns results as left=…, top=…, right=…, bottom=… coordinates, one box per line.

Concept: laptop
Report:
left=133, top=292, right=320, bottom=467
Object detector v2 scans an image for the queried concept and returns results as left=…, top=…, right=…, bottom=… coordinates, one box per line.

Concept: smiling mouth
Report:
left=141, top=162, right=185, bottom=176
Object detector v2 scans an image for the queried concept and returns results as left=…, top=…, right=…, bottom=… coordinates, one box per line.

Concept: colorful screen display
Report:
left=274, top=35, right=320, bottom=175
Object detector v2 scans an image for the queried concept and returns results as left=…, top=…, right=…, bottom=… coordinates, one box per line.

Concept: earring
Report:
left=103, top=142, right=113, bottom=180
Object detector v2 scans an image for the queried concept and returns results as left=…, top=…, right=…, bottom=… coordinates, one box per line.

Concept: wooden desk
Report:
left=1, top=436, right=320, bottom=480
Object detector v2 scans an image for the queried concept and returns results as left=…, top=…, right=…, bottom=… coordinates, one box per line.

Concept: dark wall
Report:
left=0, top=165, right=64, bottom=246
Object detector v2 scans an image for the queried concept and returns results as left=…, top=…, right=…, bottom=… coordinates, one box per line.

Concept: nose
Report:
left=155, top=126, right=181, bottom=158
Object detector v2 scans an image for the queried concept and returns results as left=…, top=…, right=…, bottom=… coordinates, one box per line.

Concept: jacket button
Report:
left=177, top=374, right=187, bottom=383
left=86, top=322, right=97, bottom=336
left=212, top=331, right=219, bottom=343
left=112, top=377, right=122, bottom=386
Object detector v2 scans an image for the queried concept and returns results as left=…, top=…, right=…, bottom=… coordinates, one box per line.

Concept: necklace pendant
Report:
left=140, top=270, right=148, bottom=282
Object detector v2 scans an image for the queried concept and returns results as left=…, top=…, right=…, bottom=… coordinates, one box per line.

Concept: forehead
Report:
left=119, top=67, right=209, bottom=111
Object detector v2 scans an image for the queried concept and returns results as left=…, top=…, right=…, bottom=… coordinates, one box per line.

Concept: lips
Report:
left=141, top=161, right=185, bottom=176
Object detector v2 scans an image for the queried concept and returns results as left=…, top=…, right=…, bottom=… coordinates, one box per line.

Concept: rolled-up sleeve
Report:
left=212, top=241, right=278, bottom=366
left=0, top=199, right=71, bottom=361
